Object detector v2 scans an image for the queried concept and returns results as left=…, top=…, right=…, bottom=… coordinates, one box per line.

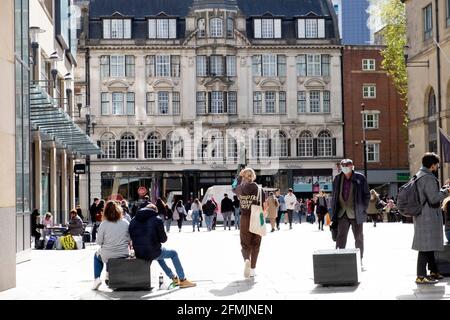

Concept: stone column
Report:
left=49, top=145, right=57, bottom=224
left=286, top=55, right=297, bottom=120
left=34, top=135, right=42, bottom=213
left=68, top=157, right=75, bottom=209
left=61, top=150, right=68, bottom=223
left=139, top=140, right=145, bottom=160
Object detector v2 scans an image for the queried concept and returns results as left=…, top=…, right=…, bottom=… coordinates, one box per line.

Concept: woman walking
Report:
left=367, top=190, right=384, bottom=227
left=266, top=192, right=279, bottom=232
left=173, top=200, right=186, bottom=232
left=233, top=195, right=241, bottom=230
left=202, top=199, right=216, bottom=231
left=190, top=198, right=202, bottom=232
left=164, top=203, right=173, bottom=233
left=233, top=168, right=265, bottom=278
left=156, top=198, right=167, bottom=221
left=316, top=191, right=328, bottom=231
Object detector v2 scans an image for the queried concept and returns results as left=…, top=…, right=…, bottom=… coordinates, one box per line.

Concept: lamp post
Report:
left=361, top=103, right=368, bottom=179
left=49, top=52, right=59, bottom=89
left=29, top=26, right=45, bottom=81
left=64, top=73, right=72, bottom=115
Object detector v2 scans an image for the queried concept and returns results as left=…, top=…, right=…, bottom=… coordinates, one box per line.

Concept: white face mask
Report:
left=341, top=167, right=352, bottom=175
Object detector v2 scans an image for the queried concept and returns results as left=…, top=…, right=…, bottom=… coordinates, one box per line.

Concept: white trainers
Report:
left=92, top=278, right=102, bottom=290
left=244, top=259, right=251, bottom=278
left=250, top=269, right=256, bottom=277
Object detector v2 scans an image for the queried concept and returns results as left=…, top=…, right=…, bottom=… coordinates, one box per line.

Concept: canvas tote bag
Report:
left=249, top=187, right=266, bottom=236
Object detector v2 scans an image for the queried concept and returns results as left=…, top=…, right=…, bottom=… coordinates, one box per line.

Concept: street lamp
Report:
left=29, top=26, right=45, bottom=81
left=49, top=52, right=60, bottom=88
left=361, top=103, right=368, bottom=178
left=64, top=73, right=72, bottom=114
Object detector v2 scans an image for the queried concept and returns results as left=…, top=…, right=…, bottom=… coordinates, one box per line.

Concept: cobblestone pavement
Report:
left=1, top=221, right=450, bottom=300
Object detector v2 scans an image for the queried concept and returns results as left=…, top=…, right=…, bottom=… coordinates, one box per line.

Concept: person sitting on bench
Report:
left=129, top=204, right=196, bottom=288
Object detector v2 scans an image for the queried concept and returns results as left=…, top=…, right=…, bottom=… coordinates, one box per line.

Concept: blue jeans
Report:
left=205, top=215, right=213, bottom=231
left=192, top=211, right=200, bottom=229
left=446, top=230, right=450, bottom=243
left=94, top=253, right=104, bottom=279
left=157, top=248, right=185, bottom=280
left=234, top=208, right=240, bottom=229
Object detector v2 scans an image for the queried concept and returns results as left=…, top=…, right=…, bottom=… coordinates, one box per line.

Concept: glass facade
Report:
left=341, top=0, right=371, bottom=45
left=15, top=0, right=30, bottom=214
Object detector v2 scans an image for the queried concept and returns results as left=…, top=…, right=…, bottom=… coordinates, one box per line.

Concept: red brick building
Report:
left=343, top=45, right=409, bottom=197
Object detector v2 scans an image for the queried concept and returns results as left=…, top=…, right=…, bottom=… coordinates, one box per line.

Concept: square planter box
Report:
left=313, top=248, right=361, bottom=286
left=107, top=258, right=151, bottom=291
left=436, top=245, right=450, bottom=276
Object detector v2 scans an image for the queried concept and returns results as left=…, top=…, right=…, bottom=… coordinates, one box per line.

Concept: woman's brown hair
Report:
left=103, top=201, right=123, bottom=222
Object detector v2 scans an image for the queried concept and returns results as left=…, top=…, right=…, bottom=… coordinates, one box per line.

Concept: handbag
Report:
left=249, top=187, right=266, bottom=237
left=186, top=210, right=193, bottom=221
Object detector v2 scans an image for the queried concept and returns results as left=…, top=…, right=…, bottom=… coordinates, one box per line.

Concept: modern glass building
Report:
left=333, top=0, right=371, bottom=45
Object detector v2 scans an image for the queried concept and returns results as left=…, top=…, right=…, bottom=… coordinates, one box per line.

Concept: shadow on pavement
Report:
left=397, top=284, right=446, bottom=300
left=95, top=287, right=181, bottom=300
left=310, top=283, right=359, bottom=294
left=209, top=279, right=255, bottom=297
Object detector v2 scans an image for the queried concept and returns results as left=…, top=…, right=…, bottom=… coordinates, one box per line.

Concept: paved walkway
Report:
left=1, top=221, right=450, bottom=300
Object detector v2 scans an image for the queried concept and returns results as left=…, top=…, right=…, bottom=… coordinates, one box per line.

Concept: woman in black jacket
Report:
left=164, top=204, right=173, bottom=233
left=202, top=199, right=216, bottom=231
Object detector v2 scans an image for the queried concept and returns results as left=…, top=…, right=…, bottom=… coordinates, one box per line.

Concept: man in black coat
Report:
left=128, top=204, right=196, bottom=288
left=221, top=193, right=235, bottom=230
left=331, top=159, right=370, bottom=261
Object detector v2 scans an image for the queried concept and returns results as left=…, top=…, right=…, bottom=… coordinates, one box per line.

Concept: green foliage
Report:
left=379, top=0, right=409, bottom=130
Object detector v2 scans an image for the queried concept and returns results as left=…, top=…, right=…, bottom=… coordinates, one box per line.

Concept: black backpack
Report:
left=397, top=174, right=427, bottom=218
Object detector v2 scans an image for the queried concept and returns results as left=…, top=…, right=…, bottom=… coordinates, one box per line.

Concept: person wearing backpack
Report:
left=406, top=153, right=450, bottom=284
left=330, top=159, right=370, bottom=263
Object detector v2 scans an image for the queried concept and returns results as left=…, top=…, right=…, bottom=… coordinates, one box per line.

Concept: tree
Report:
left=379, top=0, right=408, bottom=128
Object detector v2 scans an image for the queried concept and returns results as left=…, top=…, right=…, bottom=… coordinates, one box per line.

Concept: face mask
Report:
left=341, top=167, right=352, bottom=175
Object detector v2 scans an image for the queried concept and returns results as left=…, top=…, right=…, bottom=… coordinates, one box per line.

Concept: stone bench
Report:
left=107, top=258, right=151, bottom=290
left=313, top=248, right=361, bottom=286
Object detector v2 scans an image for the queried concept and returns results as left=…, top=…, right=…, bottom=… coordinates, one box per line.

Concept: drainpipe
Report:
left=435, top=0, right=444, bottom=184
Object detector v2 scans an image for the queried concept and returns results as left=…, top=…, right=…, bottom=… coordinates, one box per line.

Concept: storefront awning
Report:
left=30, top=84, right=101, bottom=155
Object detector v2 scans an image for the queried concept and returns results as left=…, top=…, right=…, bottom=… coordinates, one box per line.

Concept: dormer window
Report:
left=148, top=18, right=177, bottom=39
left=254, top=18, right=282, bottom=39
left=198, top=18, right=206, bottom=38
left=297, top=18, right=325, bottom=38
left=210, top=18, right=223, bottom=38
left=103, top=19, right=132, bottom=39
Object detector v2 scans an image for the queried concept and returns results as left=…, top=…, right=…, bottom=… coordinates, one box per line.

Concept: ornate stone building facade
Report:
left=75, top=0, right=344, bottom=206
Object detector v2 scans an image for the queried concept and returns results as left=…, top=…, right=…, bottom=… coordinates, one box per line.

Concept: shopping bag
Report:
left=249, top=187, right=266, bottom=237
left=325, top=213, right=331, bottom=226
left=186, top=210, right=193, bottom=221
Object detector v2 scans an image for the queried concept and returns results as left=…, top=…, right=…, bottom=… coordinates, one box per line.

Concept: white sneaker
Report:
left=250, top=269, right=256, bottom=277
left=244, top=259, right=251, bottom=278
left=92, top=278, right=102, bottom=290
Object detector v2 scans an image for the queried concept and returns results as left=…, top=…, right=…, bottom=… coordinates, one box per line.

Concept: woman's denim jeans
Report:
left=205, top=215, right=213, bottom=231
left=165, top=219, right=172, bottom=232
left=94, top=253, right=104, bottom=279
left=192, top=211, right=200, bottom=229
left=234, top=208, right=240, bottom=229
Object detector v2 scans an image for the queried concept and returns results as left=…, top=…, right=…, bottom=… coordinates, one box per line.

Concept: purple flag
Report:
left=439, top=128, right=450, bottom=163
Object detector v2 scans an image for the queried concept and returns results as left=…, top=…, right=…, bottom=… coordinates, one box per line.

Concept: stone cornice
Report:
left=82, top=44, right=343, bottom=51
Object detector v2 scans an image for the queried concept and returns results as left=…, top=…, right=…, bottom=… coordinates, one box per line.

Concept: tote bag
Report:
left=249, top=187, right=266, bottom=237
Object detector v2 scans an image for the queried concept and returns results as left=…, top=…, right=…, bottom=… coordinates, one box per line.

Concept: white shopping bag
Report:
left=249, top=187, right=266, bottom=236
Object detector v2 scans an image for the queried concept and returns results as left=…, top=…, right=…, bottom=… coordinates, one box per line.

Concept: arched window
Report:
left=198, top=18, right=206, bottom=38
left=211, top=133, right=224, bottom=160
left=253, top=130, right=269, bottom=158
left=197, top=137, right=208, bottom=160
left=120, top=133, right=136, bottom=159
left=145, top=132, right=162, bottom=159
left=428, top=89, right=438, bottom=153
left=167, top=132, right=184, bottom=159
left=100, top=132, right=116, bottom=159
left=272, top=131, right=289, bottom=158
left=317, top=131, right=333, bottom=157
left=297, top=131, right=313, bottom=157
left=227, top=135, right=238, bottom=160
left=210, top=18, right=223, bottom=37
